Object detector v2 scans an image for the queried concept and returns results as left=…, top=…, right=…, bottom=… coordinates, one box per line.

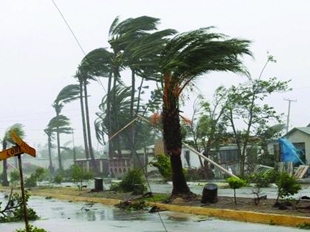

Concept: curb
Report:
left=147, top=202, right=310, bottom=227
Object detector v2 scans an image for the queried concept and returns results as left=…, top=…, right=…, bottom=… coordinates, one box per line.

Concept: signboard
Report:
left=0, top=146, right=23, bottom=160
left=11, top=131, right=36, bottom=157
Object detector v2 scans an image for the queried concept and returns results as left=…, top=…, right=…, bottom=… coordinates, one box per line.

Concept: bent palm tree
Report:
left=1, top=123, right=25, bottom=186
left=47, top=115, right=72, bottom=171
left=159, top=27, right=252, bottom=195
left=53, top=84, right=79, bottom=171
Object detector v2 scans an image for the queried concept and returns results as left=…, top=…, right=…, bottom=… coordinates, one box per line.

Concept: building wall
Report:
left=286, top=131, right=310, bottom=163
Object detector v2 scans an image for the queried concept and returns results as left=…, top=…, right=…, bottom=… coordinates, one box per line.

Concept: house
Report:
left=75, top=145, right=156, bottom=178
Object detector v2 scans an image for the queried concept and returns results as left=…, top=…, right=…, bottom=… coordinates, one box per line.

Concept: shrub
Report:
left=10, top=170, right=20, bottom=185
left=247, top=172, right=272, bottom=205
left=275, top=172, right=301, bottom=203
left=149, top=155, right=171, bottom=181
left=70, top=164, right=94, bottom=190
left=25, top=175, right=37, bottom=188
left=226, top=177, right=246, bottom=205
left=118, top=169, right=147, bottom=195
left=53, top=174, right=63, bottom=184
left=24, top=167, right=48, bottom=188
left=15, top=225, right=47, bottom=232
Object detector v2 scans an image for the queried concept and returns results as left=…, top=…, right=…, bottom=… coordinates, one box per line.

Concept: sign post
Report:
left=0, top=131, right=36, bottom=232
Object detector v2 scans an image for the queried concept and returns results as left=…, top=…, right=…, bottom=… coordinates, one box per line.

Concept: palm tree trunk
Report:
left=79, top=80, right=90, bottom=160
left=162, top=97, right=190, bottom=195
left=83, top=81, right=99, bottom=174
left=107, top=72, right=113, bottom=158
left=56, top=113, right=63, bottom=171
left=47, top=134, right=54, bottom=174
left=112, top=73, right=122, bottom=157
left=130, top=69, right=138, bottom=167
left=2, top=140, right=9, bottom=186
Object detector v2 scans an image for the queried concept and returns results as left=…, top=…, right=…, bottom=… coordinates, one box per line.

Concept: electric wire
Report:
left=50, top=1, right=168, bottom=231
left=51, top=0, right=106, bottom=93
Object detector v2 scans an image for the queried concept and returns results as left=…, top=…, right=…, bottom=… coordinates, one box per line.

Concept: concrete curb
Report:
left=147, top=202, right=310, bottom=227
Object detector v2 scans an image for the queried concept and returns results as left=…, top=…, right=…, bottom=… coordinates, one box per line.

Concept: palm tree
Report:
left=80, top=48, right=116, bottom=160
left=95, top=84, right=135, bottom=156
left=1, top=123, right=25, bottom=186
left=46, top=115, right=72, bottom=171
left=53, top=84, right=79, bottom=171
left=158, top=27, right=252, bottom=195
left=75, top=64, right=102, bottom=174
left=108, top=16, right=177, bottom=165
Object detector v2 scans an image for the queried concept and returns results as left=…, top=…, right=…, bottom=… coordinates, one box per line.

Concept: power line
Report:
left=51, top=0, right=86, bottom=56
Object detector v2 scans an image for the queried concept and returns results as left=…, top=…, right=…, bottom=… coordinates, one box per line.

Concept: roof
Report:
left=285, top=127, right=310, bottom=137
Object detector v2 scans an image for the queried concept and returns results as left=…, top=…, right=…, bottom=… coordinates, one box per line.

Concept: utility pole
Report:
left=284, top=98, right=297, bottom=133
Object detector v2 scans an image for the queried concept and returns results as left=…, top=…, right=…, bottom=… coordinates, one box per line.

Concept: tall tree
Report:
left=74, top=64, right=101, bottom=174
left=95, top=84, right=136, bottom=156
left=44, top=127, right=55, bottom=174
left=108, top=16, right=176, bottom=165
left=52, top=84, right=79, bottom=171
left=158, top=27, right=252, bottom=195
left=223, top=77, right=290, bottom=176
left=79, top=48, right=114, bottom=160
left=1, top=123, right=25, bottom=186
left=46, top=115, right=72, bottom=171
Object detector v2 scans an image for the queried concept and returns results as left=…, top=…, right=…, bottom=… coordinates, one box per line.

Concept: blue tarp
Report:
left=278, top=138, right=305, bottom=164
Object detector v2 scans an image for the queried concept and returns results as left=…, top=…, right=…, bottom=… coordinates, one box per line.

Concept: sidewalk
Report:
left=147, top=181, right=310, bottom=199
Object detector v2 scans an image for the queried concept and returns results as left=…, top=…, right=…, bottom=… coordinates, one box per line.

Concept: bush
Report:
left=149, top=155, right=171, bottom=181
left=69, top=164, right=94, bottom=190
left=25, top=175, right=37, bottom=188
left=226, top=177, right=246, bottom=205
left=247, top=171, right=273, bottom=205
left=15, top=225, right=47, bottom=232
left=53, top=174, right=63, bottom=184
left=117, top=169, right=147, bottom=195
left=24, top=167, right=48, bottom=188
left=10, top=170, right=20, bottom=185
left=275, top=172, right=301, bottom=203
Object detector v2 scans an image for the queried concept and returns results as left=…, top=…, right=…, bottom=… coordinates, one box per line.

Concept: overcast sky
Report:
left=0, top=0, right=309, bottom=151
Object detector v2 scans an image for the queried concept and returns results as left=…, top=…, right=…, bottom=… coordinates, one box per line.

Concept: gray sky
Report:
left=0, top=0, right=309, bottom=151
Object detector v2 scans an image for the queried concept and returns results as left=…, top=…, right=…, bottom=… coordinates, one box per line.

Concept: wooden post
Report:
left=18, top=154, right=29, bottom=232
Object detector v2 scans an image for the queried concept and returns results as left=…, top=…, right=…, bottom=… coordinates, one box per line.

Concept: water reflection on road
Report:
left=0, top=193, right=307, bottom=232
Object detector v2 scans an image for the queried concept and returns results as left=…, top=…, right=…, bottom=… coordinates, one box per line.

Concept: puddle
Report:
left=0, top=192, right=305, bottom=232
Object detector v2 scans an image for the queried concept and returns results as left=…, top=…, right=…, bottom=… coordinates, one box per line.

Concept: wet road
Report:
left=0, top=193, right=308, bottom=232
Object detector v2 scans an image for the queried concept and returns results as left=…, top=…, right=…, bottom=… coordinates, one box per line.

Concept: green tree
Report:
left=226, top=177, right=247, bottom=205
left=223, top=76, right=290, bottom=176
left=158, top=27, right=252, bottom=195
left=182, top=91, right=228, bottom=167
left=106, top=16, right=176, bottom=165
left=70, top=164, right=94, bottom=190
left=1, top=123, right=25, bottom=186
